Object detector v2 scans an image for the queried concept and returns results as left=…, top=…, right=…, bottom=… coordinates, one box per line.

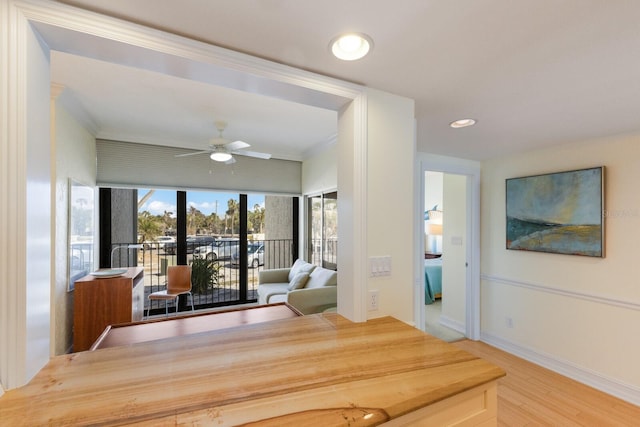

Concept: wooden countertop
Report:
left=0, top=313, right=505, bottom=426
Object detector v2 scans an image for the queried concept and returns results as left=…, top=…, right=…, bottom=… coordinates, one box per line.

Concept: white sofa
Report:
left=257, top=259, right=337, bottom=314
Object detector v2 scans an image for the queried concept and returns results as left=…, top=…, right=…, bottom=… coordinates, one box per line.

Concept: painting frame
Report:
left=506, top=166, right=605, bottom=257
left=68, top=179, right=95, bottom=291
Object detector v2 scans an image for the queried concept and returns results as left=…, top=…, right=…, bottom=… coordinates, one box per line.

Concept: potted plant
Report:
left=189, top=256, right=220, bottom=294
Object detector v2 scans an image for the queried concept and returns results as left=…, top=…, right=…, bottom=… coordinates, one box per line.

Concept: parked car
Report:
left=193, top=239, right=239, bottom=261
left=164, top=235, right=216, bottom=255
left=142, top=235, right=175, bottom=250
left=231, top=243, right=264, bottom=268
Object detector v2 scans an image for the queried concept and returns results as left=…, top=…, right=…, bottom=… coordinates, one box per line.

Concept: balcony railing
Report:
left=110, top=239, right=294, bottom=316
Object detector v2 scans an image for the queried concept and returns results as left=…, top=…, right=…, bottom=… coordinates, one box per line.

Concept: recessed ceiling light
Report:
left=450, top=118, right=477, bottom=129
left=330, top=33, right=373, bottom=61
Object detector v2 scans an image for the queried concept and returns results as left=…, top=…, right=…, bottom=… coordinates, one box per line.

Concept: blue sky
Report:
left=138, top=189, right=265, bottom=217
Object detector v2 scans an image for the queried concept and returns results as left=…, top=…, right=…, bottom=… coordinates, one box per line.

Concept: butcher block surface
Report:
left=0, top=313, right=504, bottom=426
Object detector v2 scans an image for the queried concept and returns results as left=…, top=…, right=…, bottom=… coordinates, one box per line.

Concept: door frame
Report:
left=415, top=154, right=481, bottom=339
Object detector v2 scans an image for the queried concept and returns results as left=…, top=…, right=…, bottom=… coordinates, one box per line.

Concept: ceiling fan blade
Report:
left=225, top=140, right=250, bottom=151
left=232, top=150, right=272, bottom=160
left=224, top=156, right=237, bottom=165
left=175, top=150, right=210, bottom=158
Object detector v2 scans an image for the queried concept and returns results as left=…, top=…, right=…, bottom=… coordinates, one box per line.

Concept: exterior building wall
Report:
left=264, top=196, right=293, bottom=269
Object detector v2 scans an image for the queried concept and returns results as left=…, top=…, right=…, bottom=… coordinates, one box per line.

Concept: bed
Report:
left=424, top=258, right=442, bottom=304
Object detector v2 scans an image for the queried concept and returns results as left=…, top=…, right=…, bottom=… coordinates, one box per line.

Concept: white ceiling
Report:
left=53, top=0, right=640, bottom=161
left=51, top=51, right=338, bottom=161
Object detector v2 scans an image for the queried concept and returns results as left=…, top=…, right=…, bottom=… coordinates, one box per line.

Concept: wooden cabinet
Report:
left=73, top=267, right=144, bottom=352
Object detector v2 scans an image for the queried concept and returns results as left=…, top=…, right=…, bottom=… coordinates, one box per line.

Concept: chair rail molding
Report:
left=481, top=274, right=640, bottom=312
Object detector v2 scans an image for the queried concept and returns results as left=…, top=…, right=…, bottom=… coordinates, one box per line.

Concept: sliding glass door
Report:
left=307, top=191, right=337, bottom=270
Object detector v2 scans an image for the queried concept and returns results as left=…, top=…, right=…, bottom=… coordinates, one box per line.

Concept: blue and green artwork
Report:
left=506, top=167, right=604, bottom=257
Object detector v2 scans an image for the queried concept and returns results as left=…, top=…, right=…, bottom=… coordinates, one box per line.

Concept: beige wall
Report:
left=481, top=133, right=640, bottom=401
left=365, top=88, right=416, bottom=323
left=52, top=99, right=96, bottom=355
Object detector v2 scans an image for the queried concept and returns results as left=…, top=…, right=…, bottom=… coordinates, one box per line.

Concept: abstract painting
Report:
left=506, top=167, right=604, bottom=257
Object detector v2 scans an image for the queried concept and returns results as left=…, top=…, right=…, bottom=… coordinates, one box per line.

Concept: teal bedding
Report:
left=424, top=258, right=442, bottom=304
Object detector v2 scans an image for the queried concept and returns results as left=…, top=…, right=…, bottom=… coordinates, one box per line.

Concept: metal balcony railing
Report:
left=110, top=239, right=294, bottom=316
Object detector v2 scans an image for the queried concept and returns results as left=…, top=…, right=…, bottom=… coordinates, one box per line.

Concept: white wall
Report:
left=424, top=171, right=443, bottom=211
left=0, top=7, right=52, bottom=389
left=365, top=88, right=416, bottom=323
left=25, top=14, right=52, bottom=387
left=481, top=133, right=640, bottom=404
left=52, top=97, right=96, bottom=355
left=302, top=143, right=337, bottom=195
left=336, top=99, right=359, bottom=320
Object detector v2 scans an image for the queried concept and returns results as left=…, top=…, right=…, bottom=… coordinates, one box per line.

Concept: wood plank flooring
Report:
left=453, top=340, right=640, bottom=426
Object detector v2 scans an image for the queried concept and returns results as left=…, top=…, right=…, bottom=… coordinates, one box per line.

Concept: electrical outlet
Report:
left=369, top=290, right=379, bottom=311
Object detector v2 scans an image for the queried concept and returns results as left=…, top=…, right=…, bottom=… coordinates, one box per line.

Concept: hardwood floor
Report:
left=453, top=340, right=640, bottom=426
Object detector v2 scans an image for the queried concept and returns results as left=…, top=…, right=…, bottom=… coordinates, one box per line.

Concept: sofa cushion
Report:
left=268, top=293, right=287, bottom=304
left=305, top=267, right=337, bottom=289
left=287, top=259, right=316, bottom=282
left=287, top=272, right=310, bottom=290
left=257, top=282, right=290, bottom=304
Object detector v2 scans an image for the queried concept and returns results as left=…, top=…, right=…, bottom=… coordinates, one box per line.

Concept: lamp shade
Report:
left=425, top=223, right=443, bottom=236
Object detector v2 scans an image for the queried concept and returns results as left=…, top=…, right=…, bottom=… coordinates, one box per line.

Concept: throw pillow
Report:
left=288, top=259, right=316, bottom=282
left=288, top=272, right=310, bottom=290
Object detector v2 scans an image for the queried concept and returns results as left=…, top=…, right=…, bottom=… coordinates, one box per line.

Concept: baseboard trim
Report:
left=439, top=314, right=465, bottom=335
left=481, top=332, right=640, bottom=406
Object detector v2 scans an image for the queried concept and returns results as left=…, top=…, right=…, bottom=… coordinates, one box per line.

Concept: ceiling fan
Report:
left=175, top=120, right=272, bottom=164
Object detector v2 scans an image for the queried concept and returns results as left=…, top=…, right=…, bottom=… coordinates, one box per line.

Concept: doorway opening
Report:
left=423, top=171, right=467, bottom=341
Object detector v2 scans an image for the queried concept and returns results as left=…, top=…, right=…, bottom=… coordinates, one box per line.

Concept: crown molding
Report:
left=51, top=82, right=98, bottom=135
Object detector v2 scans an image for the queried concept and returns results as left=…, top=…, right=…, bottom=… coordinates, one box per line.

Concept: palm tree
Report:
left=252, top=203, right=265, bottom=233
left=226, top=199, right=238, bottom=235
left=138, top=211, right=162, bottom=244
left=161, top=210, right=175, bottom=235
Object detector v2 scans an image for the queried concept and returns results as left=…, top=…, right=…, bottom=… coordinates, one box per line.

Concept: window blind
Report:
left=96, top=140, right=302, bottom=194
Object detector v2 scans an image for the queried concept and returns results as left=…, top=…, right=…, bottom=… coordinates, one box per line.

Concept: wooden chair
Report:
left=146, top=265, right=195, bottom=318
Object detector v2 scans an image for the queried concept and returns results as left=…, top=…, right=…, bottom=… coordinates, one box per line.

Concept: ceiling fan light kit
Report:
left=210, top=151, right=232, bottom=162
left=175, top=120, right=272, bottom=163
